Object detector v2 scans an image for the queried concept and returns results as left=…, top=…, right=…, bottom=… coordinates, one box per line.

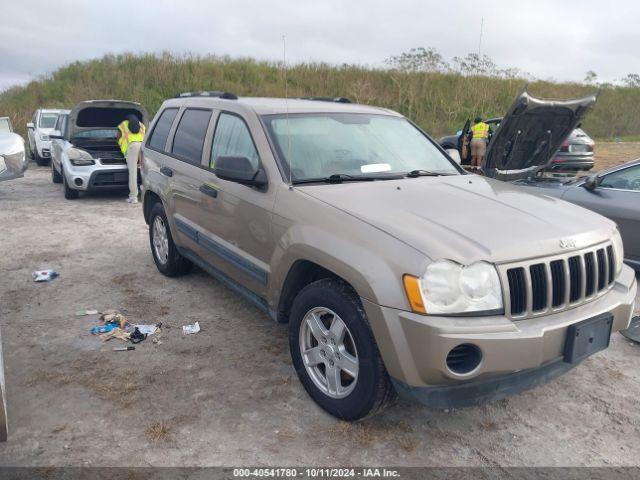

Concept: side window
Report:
left=210, top=113, right=259, bottom=169
left=600, top=165, right=640, bottom=191
left=171, top=109, right=212, bottom=165
left=148, top=108, right=178, bottom=152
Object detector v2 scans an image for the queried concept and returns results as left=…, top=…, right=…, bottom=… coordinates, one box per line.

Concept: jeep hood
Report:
left=299, top=175, right=615, bottom=265
left=68, top=100, right=149, bottom=137
left=483, top=91, right=596, bottom=180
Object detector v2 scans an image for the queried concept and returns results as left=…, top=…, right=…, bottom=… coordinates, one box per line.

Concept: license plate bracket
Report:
left=563, top=313, right=613, bottom=364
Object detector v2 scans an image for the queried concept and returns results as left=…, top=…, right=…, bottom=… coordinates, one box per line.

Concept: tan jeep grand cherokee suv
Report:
left=141, top=91, right=636, bottom=420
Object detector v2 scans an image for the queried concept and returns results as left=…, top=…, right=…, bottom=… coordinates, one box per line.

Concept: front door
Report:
left=195, top=112, right=277, bottom=300
left=564, top=164, right=640, bottom=263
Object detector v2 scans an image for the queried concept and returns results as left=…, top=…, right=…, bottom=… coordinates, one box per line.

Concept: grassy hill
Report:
left=2, top=52, right=640, bottom=140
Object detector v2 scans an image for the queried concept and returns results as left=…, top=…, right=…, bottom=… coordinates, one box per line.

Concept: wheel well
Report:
left=277, top=260, right=351, bottom=323
left=143, top=191, right=162, bottom=224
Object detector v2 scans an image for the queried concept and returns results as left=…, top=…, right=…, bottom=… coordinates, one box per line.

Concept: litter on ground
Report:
left=32, top=270, right=59, bottom=282
left=75, top=309, right=99, bottom=316
left=183, top=322, right=201, bottom=335
left=134, top=324, right=161, bottom=335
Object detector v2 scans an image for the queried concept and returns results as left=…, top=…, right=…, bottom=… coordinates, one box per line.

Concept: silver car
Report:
left=26, top=108, right=69, bottom=166
left=50, top=100, right=148, bottom=199
left=515, top=159, right=640, bottom=270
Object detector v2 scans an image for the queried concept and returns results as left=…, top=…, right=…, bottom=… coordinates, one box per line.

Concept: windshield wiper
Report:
left=406, top=169, right=451, bottom=178
left=293, top=173, right=404, bottom=185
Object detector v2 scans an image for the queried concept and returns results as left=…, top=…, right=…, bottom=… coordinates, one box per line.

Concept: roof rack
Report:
left=298, top=96, right=352, bottom=104
left=176, top=91, right=238, bottom=100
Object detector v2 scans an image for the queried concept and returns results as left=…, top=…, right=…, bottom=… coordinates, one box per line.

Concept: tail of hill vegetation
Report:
left=2, top=50, right=640, bottom=140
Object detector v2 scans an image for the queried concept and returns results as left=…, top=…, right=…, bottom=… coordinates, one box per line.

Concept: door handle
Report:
left=160, top=166, right=173, bottom=177
left=199, top=184, right=218, bottom=198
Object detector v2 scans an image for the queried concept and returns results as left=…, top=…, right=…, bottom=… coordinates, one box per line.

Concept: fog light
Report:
left=74, top=177, right=83, bottom=186
left=446, top=344, right=482, bottom=374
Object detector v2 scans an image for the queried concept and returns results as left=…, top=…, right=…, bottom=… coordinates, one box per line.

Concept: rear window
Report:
left=148, top=108, right=178, bottom=152
left=171, top=109, right=212, bottom=165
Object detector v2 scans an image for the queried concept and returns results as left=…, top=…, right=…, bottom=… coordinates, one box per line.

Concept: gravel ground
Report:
left=0, top=165, right=638, bottom=467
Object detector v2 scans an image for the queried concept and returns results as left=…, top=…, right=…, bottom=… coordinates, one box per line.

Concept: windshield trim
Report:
left=259, top=112, right=464, bottom=185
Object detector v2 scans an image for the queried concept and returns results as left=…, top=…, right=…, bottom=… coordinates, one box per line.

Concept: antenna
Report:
left=478, top=17, right=484, bottom=57
left=282, top=34, right=293, bottom=188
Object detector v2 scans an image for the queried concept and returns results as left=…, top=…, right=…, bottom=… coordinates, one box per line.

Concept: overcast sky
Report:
left=0, top=0, right=637, bottom=91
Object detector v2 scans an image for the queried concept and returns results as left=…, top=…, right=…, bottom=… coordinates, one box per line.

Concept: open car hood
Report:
left=483, top=91, right=596, bottom=180
left=68, top=100, right=149, bottom=138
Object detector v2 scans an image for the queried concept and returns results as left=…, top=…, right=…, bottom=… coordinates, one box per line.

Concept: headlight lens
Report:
left=40, top=134, right=49, bottom=141
left=612, top=230, right=624, bottom=276
left=405, top=260, right=503, bottom=315
left=66, top=147, right=95, bottom=166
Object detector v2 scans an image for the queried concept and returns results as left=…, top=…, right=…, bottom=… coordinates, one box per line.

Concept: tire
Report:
left=289, top=279, right=395, bottom=421
left=35, top=152, right=48, bottom=167
left=148, top=202, right=192, bottom=277
left=51, top=162, right=62, bottom=184
left=62, top=168, right=79, bottom=199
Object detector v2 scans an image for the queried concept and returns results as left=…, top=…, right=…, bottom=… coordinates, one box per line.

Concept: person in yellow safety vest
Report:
left=116, top=115, right=146, bottom=204
left=469, top=116, right=490, bottom=168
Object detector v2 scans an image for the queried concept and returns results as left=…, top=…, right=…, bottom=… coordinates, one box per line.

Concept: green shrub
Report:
left=2, top=52, right=639, bottom=140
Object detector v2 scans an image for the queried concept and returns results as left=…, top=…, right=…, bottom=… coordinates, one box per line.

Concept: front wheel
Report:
left=289, top=279, right=395, bottom=421
left=62, top=168, right=79, bottom=199
left=148, top=202, right=192, bottom=277
left=35, top=152, right=48, bottom=166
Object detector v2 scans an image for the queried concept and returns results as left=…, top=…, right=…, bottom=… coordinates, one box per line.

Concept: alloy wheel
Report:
left=299, top=307, right=359, bottom=399
left=152, top=216, right=169, bottom=265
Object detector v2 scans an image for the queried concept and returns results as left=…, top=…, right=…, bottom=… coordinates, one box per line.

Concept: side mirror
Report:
left=214, top=156, right=266, bottom=187
left=583, top=174, right=600, bottom=190
left=26, top=123, right=34, bottom=130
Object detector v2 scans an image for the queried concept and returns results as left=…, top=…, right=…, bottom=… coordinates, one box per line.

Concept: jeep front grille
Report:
left=499, top=242, right=616, bottom=320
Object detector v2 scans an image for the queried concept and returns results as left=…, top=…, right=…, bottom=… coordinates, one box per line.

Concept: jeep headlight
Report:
left=39, top=134, right=49, bottom=141
left=66, top=147, right=95, bottom=166
left=403, top=260, right=503, bottom=315
left=612, top=230, right=624, bottom=276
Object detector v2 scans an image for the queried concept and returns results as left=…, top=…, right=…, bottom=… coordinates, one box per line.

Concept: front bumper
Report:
left=63, top=160, right=134, bottom=192
left=362, top=265, right=636, bottom=407
left=35, top=140, right=52, bottom=158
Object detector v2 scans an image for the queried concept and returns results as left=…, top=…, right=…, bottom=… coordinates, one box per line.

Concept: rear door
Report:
left=161, top=108, right=214, bottom=259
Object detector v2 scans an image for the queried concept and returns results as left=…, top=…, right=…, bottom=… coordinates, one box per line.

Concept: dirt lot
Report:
left=0, top=152, right=639, bottom=467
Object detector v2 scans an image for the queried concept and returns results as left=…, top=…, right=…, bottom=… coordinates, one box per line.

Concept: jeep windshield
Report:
left=262, top=113, right=461, bottom=183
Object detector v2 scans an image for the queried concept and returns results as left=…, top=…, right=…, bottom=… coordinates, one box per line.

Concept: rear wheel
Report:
left=62, top=168, right=79, bottom=199
left=149, top=202, right=192, bottom=276
left=51, top=161, right=62, bottom=183
left=289, top=279, right=395, bottom=421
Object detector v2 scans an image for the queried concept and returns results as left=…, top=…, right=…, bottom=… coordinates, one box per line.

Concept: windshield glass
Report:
left=0, top=118, right=10, bottom=133
left=39, top=113, right=59, bottom=129
left=263, top=113, right=460, bottom=182
left=74, top=129, right=117, bottom=139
